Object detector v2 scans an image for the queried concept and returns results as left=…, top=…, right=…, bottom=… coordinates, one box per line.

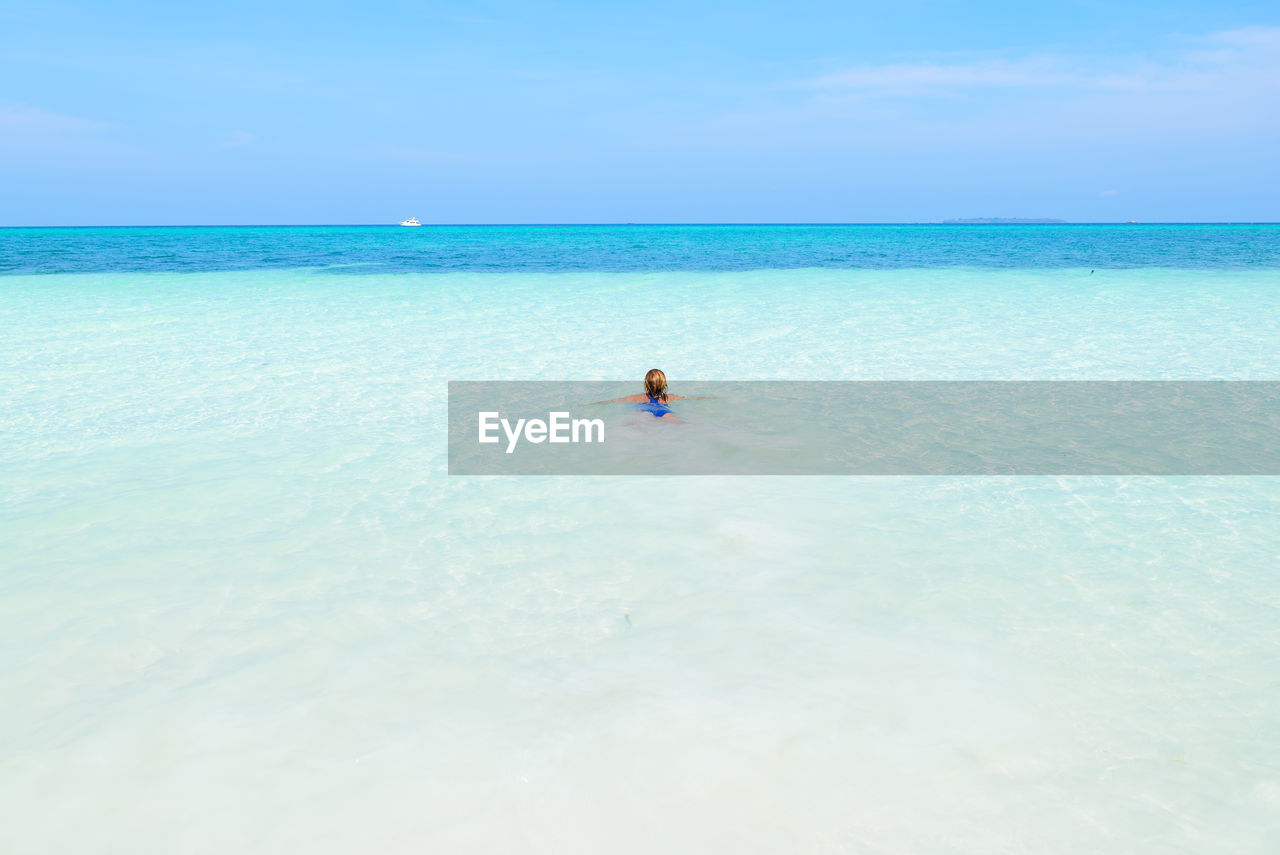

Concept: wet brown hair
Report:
left=644, top=368, right=668, bottom=402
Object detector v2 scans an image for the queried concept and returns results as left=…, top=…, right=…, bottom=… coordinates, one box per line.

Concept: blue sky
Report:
left=2, top=1, right=1277, bottom=224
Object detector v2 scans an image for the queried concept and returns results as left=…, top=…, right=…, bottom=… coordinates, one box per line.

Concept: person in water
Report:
left=597, top=369, right=701, bottom=418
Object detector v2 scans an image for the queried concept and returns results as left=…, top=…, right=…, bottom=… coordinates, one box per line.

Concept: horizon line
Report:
left=3, top=221, right=1280, bottom=229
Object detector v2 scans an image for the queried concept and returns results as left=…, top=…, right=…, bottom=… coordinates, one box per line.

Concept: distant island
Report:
left=942, top=218, right=1067, bottom=224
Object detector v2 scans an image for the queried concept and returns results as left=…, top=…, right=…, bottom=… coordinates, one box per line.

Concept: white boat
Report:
left=399, top=217, right=421, bottom=227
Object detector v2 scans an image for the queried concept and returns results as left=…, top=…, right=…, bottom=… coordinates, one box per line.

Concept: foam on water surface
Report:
left=3, top=260, right=1280, bottom=853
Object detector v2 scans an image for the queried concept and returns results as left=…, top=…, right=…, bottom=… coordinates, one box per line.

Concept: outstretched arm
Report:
left=589, top=393, right=650, bottom=404
left=589, top=394, right=716, bottom=404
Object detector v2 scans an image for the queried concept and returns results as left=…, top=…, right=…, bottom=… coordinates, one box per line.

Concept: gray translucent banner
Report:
left=447, top=382, right=1280, bottom=475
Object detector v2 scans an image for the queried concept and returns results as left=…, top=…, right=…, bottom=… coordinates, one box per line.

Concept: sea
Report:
left=2, top=224, right=1279, bottom=853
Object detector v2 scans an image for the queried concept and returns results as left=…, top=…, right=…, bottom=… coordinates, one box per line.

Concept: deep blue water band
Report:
left=3, top=224, right=1279, bottom=275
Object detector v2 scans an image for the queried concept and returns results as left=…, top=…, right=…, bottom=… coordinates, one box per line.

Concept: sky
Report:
left=1, top=0, right=1278, bottom=224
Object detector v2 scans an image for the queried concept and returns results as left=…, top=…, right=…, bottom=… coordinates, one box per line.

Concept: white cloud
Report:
left=659, top=24, right=1280, bottom=166
left=804, top=59, right=1078, bottom=94
left=221, top=130, right=255, bottom=148
left=0, top=103, right=107, bottom=134
left=367, top=144, right=487, bottom=164
left=797, top=26, right=1280, bottom=98
left=1197, top=24, right=1280, bottom=50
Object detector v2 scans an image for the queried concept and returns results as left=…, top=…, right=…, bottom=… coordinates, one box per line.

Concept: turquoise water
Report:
left=4, top=223, right=1280, bottom=274
left=3, top=228, right=1280, bottom=853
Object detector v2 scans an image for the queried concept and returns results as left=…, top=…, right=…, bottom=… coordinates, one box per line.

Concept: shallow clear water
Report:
left=3, top=229, right=1280, bottom=853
